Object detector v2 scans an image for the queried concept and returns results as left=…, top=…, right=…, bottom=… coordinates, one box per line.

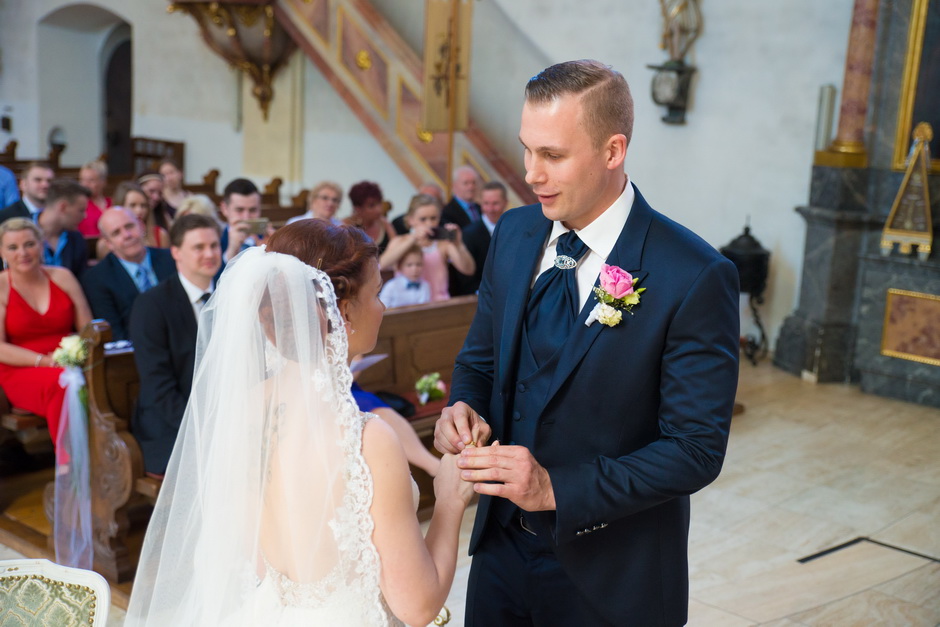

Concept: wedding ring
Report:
left=466, top=440, right=476, bottom=447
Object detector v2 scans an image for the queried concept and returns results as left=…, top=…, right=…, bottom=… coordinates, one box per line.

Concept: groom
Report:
left=435, top=60, right=740, bottom=626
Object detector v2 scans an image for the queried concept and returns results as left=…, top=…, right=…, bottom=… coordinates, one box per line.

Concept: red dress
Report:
left=0, top=276, right=75, bottom=445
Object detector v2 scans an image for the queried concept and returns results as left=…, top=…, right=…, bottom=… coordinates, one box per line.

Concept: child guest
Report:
left=380, top=244, right=431, bottom=308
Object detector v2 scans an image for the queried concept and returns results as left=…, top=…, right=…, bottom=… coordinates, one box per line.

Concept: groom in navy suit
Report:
left=436, top=60, right=740, bottom=626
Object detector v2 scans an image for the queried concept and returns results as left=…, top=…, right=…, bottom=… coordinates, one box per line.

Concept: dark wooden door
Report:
left=105, top=39, right=132, bottom=176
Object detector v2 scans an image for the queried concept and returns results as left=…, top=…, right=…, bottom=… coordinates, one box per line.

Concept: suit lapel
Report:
left=497, top=216, right=552, bottom=399
left=110, top=254, right=140, bottom=296
left=540, top=186, right=655, bottom=416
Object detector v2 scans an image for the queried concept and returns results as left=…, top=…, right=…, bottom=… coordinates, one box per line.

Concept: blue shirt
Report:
left=454, top=196, right=478, bottom=222
left=43, top=231, right=71, bottom=268
left=117, top=249, right=157, bottom=292
left=0, top=165, right=18, bottom=207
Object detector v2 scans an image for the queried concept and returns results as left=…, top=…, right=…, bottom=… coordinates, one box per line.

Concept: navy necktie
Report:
left=467, top=202, right=481, bottom=221
left=524, top=230, right=589, bottom=367
left=136, top=267, right=153, bottom=292
left=199, top=292, right=211, bottom=304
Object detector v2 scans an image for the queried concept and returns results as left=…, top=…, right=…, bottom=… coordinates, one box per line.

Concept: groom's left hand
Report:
left=457, top=444, right=556, bottom=511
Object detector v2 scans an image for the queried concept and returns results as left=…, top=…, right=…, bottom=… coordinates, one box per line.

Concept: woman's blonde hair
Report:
left=405, top=193, right=442, bottom=219
left=0, top=217, right=43, bottom=242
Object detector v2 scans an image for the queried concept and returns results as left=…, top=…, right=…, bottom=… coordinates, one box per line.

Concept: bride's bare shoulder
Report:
left=361, top=414, right=408, bottom=473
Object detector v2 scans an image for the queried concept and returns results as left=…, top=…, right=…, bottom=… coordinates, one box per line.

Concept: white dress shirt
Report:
left=531, top=177, right=635, bottom=310
left=178, top=273, right=214, bottom=323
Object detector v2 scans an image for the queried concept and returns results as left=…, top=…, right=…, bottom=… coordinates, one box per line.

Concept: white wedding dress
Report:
left=125, top=248, right=408, bottom=626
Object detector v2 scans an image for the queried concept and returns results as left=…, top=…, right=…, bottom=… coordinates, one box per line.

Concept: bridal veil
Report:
left=125, top=246, right=393, bottom=625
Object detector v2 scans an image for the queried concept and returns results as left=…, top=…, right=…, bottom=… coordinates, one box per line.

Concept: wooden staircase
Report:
left=275, top=0, right=534, bottom=205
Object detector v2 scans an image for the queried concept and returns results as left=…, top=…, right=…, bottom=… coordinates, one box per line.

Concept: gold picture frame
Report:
left=881, top=288, right=940, bottom=366
left=893, top=0, right=940, bottom=173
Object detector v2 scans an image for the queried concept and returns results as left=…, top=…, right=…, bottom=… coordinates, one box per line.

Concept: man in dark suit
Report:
left=129, top=214, right=222, bottom=476
left=36, top=178, right=89, bottom=279
left=0, top=162, right=53, bottom=224
left=218, top=177, right=262, bottom=262
left=81, top=208, right=175, bottom=341
left=440, top=166, right=481, bottom=229
left=436, top=60, right=739, bottom=626
left=460, top=180, right=508, bottom=294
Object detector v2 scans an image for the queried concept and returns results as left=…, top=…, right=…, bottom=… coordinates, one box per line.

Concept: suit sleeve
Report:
left=550, top=256, right=740, bottom=543
left=82, top=269, right=129, bottom=341
left=449, top=220, right=501, bottom=418
left=129, top=291, right=188, bottom=435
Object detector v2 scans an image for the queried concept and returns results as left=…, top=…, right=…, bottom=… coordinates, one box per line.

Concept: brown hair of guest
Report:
left=169, top=213, right=221, bottom=248
left=265, top=220, right=378, bottom=302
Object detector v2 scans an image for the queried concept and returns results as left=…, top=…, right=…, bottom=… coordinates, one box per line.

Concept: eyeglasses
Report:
left=316, top=195, right=341, bottom=203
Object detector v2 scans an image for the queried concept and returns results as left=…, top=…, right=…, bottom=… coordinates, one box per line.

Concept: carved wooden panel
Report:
left=337, top=7, right=389, bottom=119
left=881, top=288, right=940, bottom=366
left=396, top=77, right=447, bottom=186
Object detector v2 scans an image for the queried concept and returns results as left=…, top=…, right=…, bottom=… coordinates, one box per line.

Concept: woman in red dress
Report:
left=0, top=218, right=92, bottom=446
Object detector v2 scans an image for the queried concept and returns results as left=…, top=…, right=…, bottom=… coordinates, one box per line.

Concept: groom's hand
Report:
left=457, top=444, right=556, bottom=512
left=434, top=401, right=492, bottom=454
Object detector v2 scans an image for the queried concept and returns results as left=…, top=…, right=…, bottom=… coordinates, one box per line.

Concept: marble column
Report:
left=829, top=0, right=881, bottom=157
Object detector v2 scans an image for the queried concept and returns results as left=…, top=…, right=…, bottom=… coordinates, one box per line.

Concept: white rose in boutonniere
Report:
left=585, top=264, right=646, bottom=328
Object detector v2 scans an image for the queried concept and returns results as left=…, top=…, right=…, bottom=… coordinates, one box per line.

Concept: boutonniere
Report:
left=585, top=264, right=646, bottom=327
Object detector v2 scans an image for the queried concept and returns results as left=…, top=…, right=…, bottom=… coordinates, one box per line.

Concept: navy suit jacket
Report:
left=50, top=230, right=89, bottom=280
left=81, top=248, right=176, bottom=341
left=441, top=196, right=475, bottom=229
left=128, top=274, right=198, bottom=474
left=450, top=185, right=740, bottom=625
left=0, top=200, right=31, bottom=224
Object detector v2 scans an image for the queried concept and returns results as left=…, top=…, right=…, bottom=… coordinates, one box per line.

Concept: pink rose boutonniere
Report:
left=585, top=263, right=646, bottom=327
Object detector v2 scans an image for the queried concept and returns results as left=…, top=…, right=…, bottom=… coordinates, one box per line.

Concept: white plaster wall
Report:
left=302, top=60, right=415, bottom=221
left=486, top=0, right=855, bottom=345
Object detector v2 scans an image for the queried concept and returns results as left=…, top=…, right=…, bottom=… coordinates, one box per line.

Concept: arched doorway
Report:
left=105, top=39, right=132, bottom=175
left=38, top=4, right=131, bottom=169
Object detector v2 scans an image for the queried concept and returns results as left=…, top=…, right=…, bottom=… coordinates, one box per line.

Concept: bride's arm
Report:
left=364, top=417, right=472, bottom=626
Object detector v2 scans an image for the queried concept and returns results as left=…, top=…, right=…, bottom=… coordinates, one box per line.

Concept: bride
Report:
left=126, top=220, right=477, bottom=626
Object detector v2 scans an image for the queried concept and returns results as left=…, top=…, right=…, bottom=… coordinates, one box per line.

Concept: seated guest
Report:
left=175, top=194, right=222, bottom=226
left=157, top=159, right=190, bottom=214
left=137, top=171, right=174, bottom=231
left=219, top=178, right=262, bottom=262
left=82, top=208, right=176, bottom=341
left=286, top=180, right=342, bottom=225
left=379, top=244, right=431, bottom=308
left=343, top=181, right=396, bottom=255
left=0, top=164, right=19, bottom=207
left=76, top=160, right=112, bottom=237
left=113, top=181, right=169, bottom=250
left=458, top=180, right=509, bottom=294
left=129, top=214, right=222, bottom=476
left=441, top=165, right=481, bottom=229
left=379, top=194, right=475, bottom=301
left=37, top=179, right=89, bottom=279
left=0, top=219, right=92, bottom=447
left=0, top=162, right=54, bottom=223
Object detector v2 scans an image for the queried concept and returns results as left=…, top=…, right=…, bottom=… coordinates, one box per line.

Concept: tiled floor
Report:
left=3, top=363, right=938, bottom=626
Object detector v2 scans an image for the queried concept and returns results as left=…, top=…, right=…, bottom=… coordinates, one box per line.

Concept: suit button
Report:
left=517, top=383, right=526, bottom=393
left=512, top=411, right=522, bottom=421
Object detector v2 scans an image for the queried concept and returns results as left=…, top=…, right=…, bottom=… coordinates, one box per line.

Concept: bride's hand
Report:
left=434, top=453, right=475, bottom=507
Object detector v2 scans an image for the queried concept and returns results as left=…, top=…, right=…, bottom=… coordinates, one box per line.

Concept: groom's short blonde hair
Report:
left=524, top=59, right=634, bottom=150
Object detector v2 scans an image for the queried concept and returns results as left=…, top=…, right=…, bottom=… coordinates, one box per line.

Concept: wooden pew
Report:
left=80, top=320, right=149, bottom=583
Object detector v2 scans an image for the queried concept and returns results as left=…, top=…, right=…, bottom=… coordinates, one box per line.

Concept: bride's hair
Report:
left=265, top=220, right=378, bottom=302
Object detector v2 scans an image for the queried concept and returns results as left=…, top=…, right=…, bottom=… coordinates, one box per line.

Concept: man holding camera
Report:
left=218, top=178, right=267, bottom=262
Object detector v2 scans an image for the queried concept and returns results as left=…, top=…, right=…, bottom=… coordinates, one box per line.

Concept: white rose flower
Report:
left=596, top=304, right=623, bottom=327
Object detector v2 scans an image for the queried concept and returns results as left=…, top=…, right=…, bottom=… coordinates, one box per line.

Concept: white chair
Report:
left=0, top=558, right=110, bottom=626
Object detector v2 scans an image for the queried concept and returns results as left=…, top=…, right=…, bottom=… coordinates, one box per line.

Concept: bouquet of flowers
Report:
left=415, top=372, right=447, bottom=405
left=52, top=335, right=88, bottom=368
